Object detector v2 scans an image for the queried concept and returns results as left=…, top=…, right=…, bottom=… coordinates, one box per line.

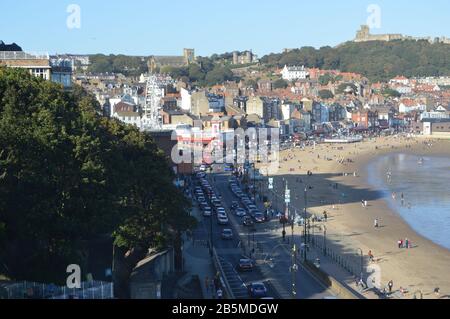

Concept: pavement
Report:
left=181, top=206, right=216, bottom=299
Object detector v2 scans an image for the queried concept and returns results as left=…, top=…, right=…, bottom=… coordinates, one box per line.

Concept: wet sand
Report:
left=271, top=136, right=450, bottom=299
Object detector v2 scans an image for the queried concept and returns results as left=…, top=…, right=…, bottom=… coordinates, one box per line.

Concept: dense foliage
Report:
left=161, top=57, right=239, bottom=87
left=261, top=40, right=450, bottom=82
left=0, top=68, right=195, bottom=283
left=88, top=54, right=148, bottom=76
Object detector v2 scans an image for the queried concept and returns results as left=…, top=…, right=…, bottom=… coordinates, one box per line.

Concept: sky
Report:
left=1, top=0, right=450, bottom=57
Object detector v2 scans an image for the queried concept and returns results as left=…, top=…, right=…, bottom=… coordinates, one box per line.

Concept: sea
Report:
left=367, top=153, right=450, bottom=251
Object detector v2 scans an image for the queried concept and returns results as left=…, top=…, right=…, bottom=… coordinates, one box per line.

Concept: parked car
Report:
left=216, top=207, right=226, bottom=215
left=248, top=282, right=268, bottom=298
left=235, top=208, right=246, bottom=217
left=203, top=207, right=212, bottom=217
left=221, top=229, right=233, bottom=240
left=238, top=259, right=254, bottom=272
left=254, top=213, right=265, bottom=223
left=217, top=215, right=229, bottom=225
left=243, top=216, right=254, bottom=227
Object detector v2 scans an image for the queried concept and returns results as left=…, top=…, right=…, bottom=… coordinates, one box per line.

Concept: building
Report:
left=422, top=119, right=450, bottom=137
left=281, top=65, right=310, bottom=81
left=49, top=57, right=73, bottom=88
left=112, top=101, right=142, bottom=127
left=0, top=46, right=73, bottom=87
left=354, top=25, right=450, bottom=44
left=190, top=90, right=225, bottom=116
left=148, top=49, right=195, bottom=73
left=0, top=51, right=51, bottom=80
left=232, top=51, right=257, bottom=65
left=352, top=110, right=378, bottom=128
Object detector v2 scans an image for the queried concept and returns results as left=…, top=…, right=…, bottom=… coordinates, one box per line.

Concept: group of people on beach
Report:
left=397, top=238, right=412, bottom=249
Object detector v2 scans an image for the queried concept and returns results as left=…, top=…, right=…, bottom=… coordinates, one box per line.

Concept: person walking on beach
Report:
left=368, top=250, right=375, bottom=263
left=405, top=238, right=409, bottom=249
left=323, top=211, right=328, bottom=222
left=388, top=280, right=394, bottom=294
left=364, top=200, right=368, bottom=208
left=374, top=218, right=379, bottom=228
left=398, top=239, right=403, bottom=249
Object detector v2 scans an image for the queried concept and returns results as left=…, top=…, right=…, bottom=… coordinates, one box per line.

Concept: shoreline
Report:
left=271, top=136, right=450, bottom=298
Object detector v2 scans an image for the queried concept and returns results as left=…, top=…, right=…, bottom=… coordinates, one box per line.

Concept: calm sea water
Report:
left=367, top=153, right=450, bottom=251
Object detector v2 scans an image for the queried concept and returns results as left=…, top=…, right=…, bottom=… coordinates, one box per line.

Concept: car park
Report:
left=248, top=282, right=268, bottom=298
left=221, top=229, right=233, bottom=240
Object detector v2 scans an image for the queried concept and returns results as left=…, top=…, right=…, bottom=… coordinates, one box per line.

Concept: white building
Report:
left=180, top=87, right=192, bottom=112
left=398, top=102, right=426, bottom=114
left=281, top=103, right=296, bottom=121
left=281, top=65, right=310, bottom=81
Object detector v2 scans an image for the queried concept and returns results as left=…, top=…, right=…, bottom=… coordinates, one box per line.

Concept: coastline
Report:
left=272, top=136, right=450, bottom=298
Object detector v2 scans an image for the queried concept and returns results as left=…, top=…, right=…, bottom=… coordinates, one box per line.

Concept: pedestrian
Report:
left=374, top=218, right=379, bottom=228
left=388, top=280, right=393, bottom=294
left=323, top=211, right=328, bottom=222
left=216, top=288, right=223, bottom=300
left=368, top=250, right=374, bottom=263
left=361, top=200, right=365, bottom=208
left=398, top=239, right=403, bottom=249
left=205, top=276, right=209, bottom=292
left=405, top=238, right=409, bottom=249
left=364, top=200, right=368, bottom=208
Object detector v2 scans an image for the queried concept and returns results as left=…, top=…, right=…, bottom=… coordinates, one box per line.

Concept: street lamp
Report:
left=303, top=187, right=308, bottom=261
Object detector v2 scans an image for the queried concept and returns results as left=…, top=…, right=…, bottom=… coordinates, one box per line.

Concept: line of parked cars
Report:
left=228, top=176, right=267, bottom=225
left=195, top=171, right=233, bottom=240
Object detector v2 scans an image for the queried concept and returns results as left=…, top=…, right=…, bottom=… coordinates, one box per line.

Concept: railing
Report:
left=0, top=280, right=113, bottom=299
left=0, top=51, right=49, bottom=60
left=212, top=248, right=235, bottom=299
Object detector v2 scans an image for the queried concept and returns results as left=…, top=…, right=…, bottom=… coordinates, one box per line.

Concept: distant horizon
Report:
left=2, top=0, right=450, bottom=57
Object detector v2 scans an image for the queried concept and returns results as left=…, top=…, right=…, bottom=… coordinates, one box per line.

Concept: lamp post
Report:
left=357, top=248, right=364, bottom=281
left=303, top=186, right=308, bottom=261
left=210, top=211, right=213, bottom=257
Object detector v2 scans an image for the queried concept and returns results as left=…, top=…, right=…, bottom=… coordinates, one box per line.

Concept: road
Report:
left=195, top=164, right=335, bottom=299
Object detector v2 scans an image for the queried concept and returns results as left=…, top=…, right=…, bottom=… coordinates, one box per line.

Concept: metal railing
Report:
left=0, top=51, right=49, bottom=60
left=0, top=280, right=113, bottom=299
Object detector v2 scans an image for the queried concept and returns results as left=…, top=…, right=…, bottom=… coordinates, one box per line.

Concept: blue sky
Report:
left=1, top=0, right=449, bottom=56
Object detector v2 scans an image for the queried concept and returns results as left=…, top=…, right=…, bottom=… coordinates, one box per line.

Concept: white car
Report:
left=217, top=215, right=229, bottom=225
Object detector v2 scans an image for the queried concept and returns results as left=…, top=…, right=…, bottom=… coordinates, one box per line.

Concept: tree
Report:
left=382, top=88, right=401, bottom=98
left=0, top=67, right=196, bottom=288
left=318, top=89, right=334, bottom=99
left=204, top=66, right=234, bottom=86
left=273, top=79, right=288, bottom=89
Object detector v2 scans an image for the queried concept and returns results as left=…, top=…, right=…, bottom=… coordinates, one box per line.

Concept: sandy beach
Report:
left=268, top=135, right=450, bottom=299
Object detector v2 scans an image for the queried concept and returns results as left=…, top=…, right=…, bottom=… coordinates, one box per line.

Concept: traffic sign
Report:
left=285, top=189, right=291, bottom=203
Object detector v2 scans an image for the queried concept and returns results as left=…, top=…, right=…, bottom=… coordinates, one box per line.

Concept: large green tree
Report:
left=0, top=68, right=195, bottom=291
